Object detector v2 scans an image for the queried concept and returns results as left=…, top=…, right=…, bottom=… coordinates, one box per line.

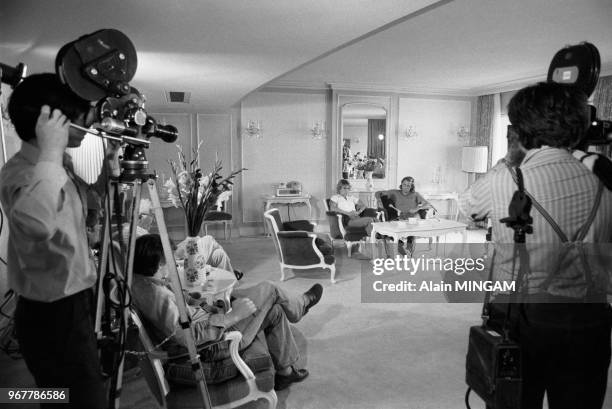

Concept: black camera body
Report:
left=55, top=29, right=178, bottom=177
left=548, top=42, right=611, bottom=146
left=466, top=325, right=522, bottom=409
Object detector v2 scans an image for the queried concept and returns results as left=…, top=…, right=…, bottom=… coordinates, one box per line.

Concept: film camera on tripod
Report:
left=55, top=28, right=179, bottom=177
left=2, top=29, right=215, bottom=409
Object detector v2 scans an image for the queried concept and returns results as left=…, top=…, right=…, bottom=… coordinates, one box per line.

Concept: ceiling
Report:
left=2, top=0, right=612, bottom=113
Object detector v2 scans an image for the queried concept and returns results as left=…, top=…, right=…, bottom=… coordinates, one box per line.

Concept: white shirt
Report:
left=330, top=193, right=359, bottom=212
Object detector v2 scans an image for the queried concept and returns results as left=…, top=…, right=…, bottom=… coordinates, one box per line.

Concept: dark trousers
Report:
left=15, top=289, right=107, bottom=409
left=513, top=303, right=612, bottom=409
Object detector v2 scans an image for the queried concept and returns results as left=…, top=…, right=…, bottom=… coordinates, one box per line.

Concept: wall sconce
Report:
left=404, top=125, right=418, bottom=139
left=377, top=133, right=385, bottom=141
left=456, top=126, right=470, bottom=141
left=243, top=119, right=262, bottom=139
left=311, top=121, right=326, bottom=140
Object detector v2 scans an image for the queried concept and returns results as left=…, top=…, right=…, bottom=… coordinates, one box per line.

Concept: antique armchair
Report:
left=375, top=192, right=428, bottom=221
left=324, top=199, right=382, bottom=257
left=264, top=208, right=336, bottom=283
left=128, top=309, right=277, bottom=409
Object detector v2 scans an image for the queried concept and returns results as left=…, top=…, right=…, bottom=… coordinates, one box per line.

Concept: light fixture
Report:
left=377, top=133, right=384, bottom=141
left=461, top=146, right=488, bottom=187
left=404, top=125, right=418, bottom=139
left=457, top=126, right=470, bottom=140
left=311, top=121, right=326, bottom=139
left=243, top=119, right=262, bottom=139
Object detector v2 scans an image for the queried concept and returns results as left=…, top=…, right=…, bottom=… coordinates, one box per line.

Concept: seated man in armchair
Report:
left=131, top=234, right=323, bottom=390
left=329, top=179, right=379, bottom=235
left=375, top=176, right=432, bottom=220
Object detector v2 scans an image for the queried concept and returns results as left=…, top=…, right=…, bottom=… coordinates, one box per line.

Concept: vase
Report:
left=357, top=170, right=364, bottom=179
left=365, top=171, right=374, bottom=190
left=176, top=236, right=209, bottom=287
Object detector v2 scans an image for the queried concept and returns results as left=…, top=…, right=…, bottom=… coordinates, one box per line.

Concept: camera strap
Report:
left=505, top=163, right=604, bottom=300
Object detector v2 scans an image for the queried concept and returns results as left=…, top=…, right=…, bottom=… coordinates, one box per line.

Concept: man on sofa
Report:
left=132, top=233, right=323, bottom=390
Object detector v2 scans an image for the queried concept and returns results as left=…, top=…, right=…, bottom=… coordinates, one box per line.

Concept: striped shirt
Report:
left=459, top=147, right=612, bottom=299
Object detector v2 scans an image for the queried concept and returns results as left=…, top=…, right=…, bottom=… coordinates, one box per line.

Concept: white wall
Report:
left=397, top=97, right=472, bottom=194
left=241, top=91, right=328, bottom=226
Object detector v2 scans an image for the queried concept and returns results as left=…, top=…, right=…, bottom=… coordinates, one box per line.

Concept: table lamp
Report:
left=461, top=146, right=488, bottom=187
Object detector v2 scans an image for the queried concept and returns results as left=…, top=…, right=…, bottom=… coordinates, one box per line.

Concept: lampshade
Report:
left=461, top=146, right=488, bottom=173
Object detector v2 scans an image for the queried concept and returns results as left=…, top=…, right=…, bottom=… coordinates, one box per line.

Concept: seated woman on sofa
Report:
left=375, top=176, right=432, bottom=220
left=131, top=233, right=323, bottom=390
left=329, top=179, right=378, bottom=235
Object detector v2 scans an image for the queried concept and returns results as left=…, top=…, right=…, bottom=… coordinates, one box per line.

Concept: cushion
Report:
left=203, top=211, right=232, bottom=221
left=165, top=331, right=273, bottom=385
left=314, top=236, right=333, bottom=256
left=323, top=255, right=335, bottom=265
left=283, top=220, right=314, bottom=232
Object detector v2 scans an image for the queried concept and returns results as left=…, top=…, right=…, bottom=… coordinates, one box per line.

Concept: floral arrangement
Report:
left=166, top=142, right=246, bottom=237
left=356, top=158, right=380, bottom=172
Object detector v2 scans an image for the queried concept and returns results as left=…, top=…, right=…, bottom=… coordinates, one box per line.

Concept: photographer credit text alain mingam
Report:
left=370, top=255, right=516, bottom=293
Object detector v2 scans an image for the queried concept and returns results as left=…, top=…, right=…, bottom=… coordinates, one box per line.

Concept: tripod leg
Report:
left=109, top=180, right=143, bottom=409
left=147, top=179, right=213, bottom=409
left=94, top=181, right=114, bottom=337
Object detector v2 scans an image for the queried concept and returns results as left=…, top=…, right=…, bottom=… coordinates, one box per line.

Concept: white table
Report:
left=182, top=266, right=237, bottom=311
left=370, top=219, right=468, bottom=257
left=422, top=192, right=460, bottom=221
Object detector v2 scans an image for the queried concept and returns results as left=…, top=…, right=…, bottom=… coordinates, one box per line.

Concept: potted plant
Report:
left=165, top=142, right=245, bottom=285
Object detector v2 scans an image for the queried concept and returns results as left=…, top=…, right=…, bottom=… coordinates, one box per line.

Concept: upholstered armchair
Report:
left=324, top=199, right=375, bottom=257
left=264, top=208, right=336, bottom=283
left=128, top=309, right=277, bottom=409
left=376, top=192, right=428, bottom=221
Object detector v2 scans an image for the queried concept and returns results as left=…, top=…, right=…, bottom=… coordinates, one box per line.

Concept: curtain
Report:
left=591, top=75, right=612, bottom=157
left=367, top=119, right=385, bottom=158
left=470, top=94, right=495, bottom=170
left=592, top=75, right=612, bottom=119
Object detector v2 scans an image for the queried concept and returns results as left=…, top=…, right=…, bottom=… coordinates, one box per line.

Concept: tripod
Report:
left=93, top=172, right=213, bottom=409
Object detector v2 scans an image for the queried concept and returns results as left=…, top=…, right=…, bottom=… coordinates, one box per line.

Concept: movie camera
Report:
left=548, top=41, right=611, bottom=146
left=2, top=29, right=178, bottom=177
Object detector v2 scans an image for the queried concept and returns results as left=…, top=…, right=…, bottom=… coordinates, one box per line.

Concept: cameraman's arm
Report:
left=91, top=141, right=121, bottom=196
left=458, top=174, right=492, bottom=222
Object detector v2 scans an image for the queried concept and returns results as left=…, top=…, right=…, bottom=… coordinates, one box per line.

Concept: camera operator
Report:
left=0, top=73, right=120, bottom=408
left=459, top=82, right=612, bottom=409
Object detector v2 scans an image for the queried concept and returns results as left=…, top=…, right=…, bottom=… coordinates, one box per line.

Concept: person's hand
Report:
left=36, top=105, right=69, bottom=163
left=225, top=298, right=256, bottom=326
left=105, top=139, right=122, bottom=158
left=348, top=210, right=360, bottom=218
left=104, top=140, right=122, bottom=177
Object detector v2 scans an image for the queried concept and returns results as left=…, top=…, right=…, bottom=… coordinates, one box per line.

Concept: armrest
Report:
left=277, top=231, right=310, bottom=239
left=223, top=331, right=256, bottom=381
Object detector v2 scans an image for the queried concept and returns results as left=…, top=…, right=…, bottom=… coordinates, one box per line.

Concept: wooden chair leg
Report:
left=329, top=265, right=336, bottom=284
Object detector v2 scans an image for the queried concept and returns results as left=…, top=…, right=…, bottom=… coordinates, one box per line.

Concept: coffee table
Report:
left=369, top=219, right=468, bottom=257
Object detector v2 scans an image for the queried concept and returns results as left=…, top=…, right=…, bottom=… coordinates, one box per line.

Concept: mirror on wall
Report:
left=341, top=103, right=387, bottom=180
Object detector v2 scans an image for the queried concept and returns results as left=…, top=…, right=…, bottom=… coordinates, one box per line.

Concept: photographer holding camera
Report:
left=0, top=73, right=120, bottom=408
left=460, top=82, right=612, bottom=409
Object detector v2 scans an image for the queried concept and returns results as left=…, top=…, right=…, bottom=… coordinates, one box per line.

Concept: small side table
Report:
left=184, top=267, right=237, bottom=311
left=263, top=194, right=312, bottom=235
